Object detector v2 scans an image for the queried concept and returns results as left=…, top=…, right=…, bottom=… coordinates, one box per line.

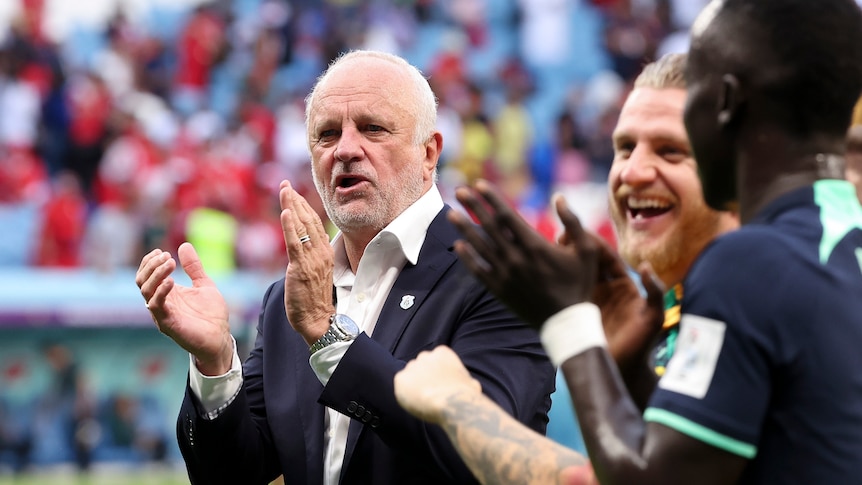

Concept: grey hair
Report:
left=304, top=50, right=438, bottom=145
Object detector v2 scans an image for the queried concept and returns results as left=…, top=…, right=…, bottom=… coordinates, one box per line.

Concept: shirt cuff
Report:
left=189, top=337, right=243, bottom=419
left=309, top=340, right=353, bottom=386
left=539, top=302, right=607, bottom=366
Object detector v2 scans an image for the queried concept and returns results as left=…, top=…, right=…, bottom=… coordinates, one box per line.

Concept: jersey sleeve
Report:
left=644, top=230, right=789, bottom=459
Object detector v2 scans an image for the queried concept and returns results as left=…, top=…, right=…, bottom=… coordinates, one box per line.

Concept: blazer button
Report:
left=355, top=405, right=365, bottom=417
left=347, top=401, right=358, bottom=413
left=370, top=417, right=381, bottom=428
left=361, top=411, right=373, bottom=423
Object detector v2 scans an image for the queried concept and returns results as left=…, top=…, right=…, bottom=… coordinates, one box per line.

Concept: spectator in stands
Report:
left=600, top=0, right=666, bottom=82
left=452, top=82, right=493, bottom=185
left=0, top=399, right=32, bottom=473
left=491, top=59, right=535, bottom=201
left=235, top=189, right=287, bottom=274
left=40, top=343, right=99, bottom=472
left=81, top=186, right=142, bottom=272
left=0, top=143, right=48, bottom=204
left=552, top=111, right=590, bottom=185
left=103, top=393, right=168, bottom=464
left=171, top=4, right=229, bottom=116
left=183, top=203, right=238, bottom=275
left=64, top=71, right=112, bottom=200
left=34, top=170, right=87, bottom=267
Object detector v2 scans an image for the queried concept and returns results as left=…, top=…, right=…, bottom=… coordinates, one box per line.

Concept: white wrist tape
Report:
left=540, top=302, right=607, bottom=367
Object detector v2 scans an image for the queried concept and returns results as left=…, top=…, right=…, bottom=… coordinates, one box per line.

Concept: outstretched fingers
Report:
left=554, top=193, right=601, bottom=290
left=449, top=192, right=498, bottom=261
left=135, top=249, right=165, bottom=291
left=136, top=249, right=175, bottom=303
left=554, top=194, right=588, bottom=248
left=454, top=186, right=496, bottom=235
left=453, top=183, right=518, bottom=257
left=279, top=180, right=306, bottom=255
left=178, top=242, right=215, bottom=288
left=448, top=209, right=497, bottom=283
left=291, top=182, right=329, bottom=249
left=473, top=179, right=537, bottom=245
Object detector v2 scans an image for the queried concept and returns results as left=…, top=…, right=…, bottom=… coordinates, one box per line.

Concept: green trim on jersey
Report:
left=644, top=407, right=757, bottom=458
left=654, top=284, right=683, bottom=375
left=813, top=180, right=862, bottom=265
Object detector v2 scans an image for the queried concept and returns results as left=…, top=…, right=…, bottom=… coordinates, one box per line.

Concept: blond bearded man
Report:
left=394, top=53, right=737, bottom=484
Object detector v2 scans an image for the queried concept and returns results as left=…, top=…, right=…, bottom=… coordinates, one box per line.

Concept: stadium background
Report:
left=0, top=0, right=720, bottom=482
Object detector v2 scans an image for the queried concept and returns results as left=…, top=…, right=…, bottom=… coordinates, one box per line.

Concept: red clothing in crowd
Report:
left=36, top=174, right=88, bottom=267
left=0, top=147, right=48, bottom=203
left=67, top=75, right=112, bottom=147
left=174, top=8, right=226, bottom=90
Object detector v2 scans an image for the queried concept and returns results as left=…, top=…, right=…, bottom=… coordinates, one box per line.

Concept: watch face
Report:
left=332, top=314, right=359, bottom=337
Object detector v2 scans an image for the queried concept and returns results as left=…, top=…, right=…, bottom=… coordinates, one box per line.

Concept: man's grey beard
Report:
left=313, top=170, right=425, bottom=234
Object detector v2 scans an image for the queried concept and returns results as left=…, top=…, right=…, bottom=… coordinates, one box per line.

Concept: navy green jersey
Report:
left=644, top=180, right=862, bottom=484
left=653, top=284, right=683, bottom=376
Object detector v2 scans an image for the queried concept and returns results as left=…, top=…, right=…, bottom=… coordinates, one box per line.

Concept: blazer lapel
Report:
left=367, top=209, right=459, bottom=352
left=340, top=208, right=460, bottom=475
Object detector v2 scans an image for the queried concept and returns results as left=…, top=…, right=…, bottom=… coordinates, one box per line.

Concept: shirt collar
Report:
left=382, top=185, right=444, bottom=265
left=331, top=185, right=444, bottom=273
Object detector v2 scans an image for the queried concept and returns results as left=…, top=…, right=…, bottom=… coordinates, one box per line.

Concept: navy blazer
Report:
left=177, top=206, right=556, bottom=484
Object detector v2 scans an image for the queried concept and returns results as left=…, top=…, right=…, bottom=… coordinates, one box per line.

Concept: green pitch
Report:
left=0, top=469, right=190, bottom=485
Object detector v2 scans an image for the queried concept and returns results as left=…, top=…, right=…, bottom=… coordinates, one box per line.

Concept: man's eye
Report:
left=367, top=125, right=384, bottom=132
left=319, top=129, right=338, bottom=138
left=614, top=143, right=634, bottom=158
left=658, top=147, right=688, bottom=160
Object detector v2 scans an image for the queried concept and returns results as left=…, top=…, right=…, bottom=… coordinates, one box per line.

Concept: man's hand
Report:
left=394, top=346, right=481, bottom=424
left=586, top=235, right=665, bottom=371
left=136, top=243, right=232, bottom=375
left=447, top=180, right=600, bottom=330
left=279, top=180, right=336, bottom=346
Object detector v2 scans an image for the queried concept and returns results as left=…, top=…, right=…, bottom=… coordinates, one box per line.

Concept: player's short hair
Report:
left=719, top=0, right=862, bottom=136
left=634, top=53, right=687, bottom=91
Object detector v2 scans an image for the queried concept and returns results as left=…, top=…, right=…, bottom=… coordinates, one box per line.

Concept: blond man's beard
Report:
left=614, top=201, right=724, bottom=287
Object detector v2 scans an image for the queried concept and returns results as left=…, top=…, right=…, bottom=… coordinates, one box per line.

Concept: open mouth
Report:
left=335, top=173, right=369, bottom=189
left=626, top=197, right=672, bottom=220
left=338, top=177, right=363, bottom=188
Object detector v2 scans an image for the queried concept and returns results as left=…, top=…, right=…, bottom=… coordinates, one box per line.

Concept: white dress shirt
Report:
left=189, top=185, right=445, bottom=485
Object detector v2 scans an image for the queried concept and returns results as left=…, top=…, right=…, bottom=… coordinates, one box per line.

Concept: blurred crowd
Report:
left=0, top=0, right=707, bottom=274
left=0, top=341, right=171, bottom=473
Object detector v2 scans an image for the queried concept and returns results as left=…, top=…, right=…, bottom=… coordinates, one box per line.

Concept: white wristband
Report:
left=540, top=302, right=607, bottom=366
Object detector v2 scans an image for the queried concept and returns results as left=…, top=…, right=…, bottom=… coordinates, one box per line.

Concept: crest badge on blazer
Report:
left=400, top=295, right=415, bottom=310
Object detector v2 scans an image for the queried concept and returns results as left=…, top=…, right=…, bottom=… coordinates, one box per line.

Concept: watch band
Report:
left=309, top=314, right=359, bottom=354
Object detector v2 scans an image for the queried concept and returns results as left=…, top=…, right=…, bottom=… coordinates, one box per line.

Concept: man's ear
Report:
left=717, top=74, right=743, bottom=127
left=424, top=132, right=443, bottom=173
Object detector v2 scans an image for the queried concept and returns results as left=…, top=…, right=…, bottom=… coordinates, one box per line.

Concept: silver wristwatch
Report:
left=309, top=314, right=359, bottom=354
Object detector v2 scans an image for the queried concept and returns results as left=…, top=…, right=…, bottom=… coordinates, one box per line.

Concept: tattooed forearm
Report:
left=438, top=391, right=588, bottom=485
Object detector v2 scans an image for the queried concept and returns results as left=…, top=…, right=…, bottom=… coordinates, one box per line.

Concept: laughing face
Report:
left=306, top=56, right=439, bottom=237
left=608, top=87, right=736, bottom=286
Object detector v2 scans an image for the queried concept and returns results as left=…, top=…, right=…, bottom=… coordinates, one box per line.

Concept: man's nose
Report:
left=334, top=128, right=363, bottom=163
left=619, top=147, right=658, bottom=186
